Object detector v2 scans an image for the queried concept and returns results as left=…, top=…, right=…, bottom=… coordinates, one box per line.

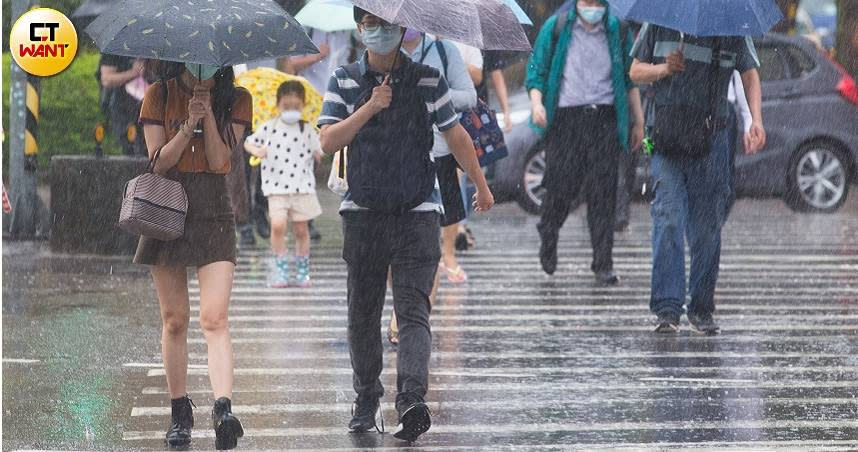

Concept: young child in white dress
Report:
left=245, top=81, right=323, bottom=287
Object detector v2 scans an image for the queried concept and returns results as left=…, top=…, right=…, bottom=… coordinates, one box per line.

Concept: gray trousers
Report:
left=342, top=210, right=441, bottom=400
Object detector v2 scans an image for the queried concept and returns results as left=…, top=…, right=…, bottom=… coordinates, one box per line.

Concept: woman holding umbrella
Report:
left=136, top=61, right=252, bottom=449
left=85, top=1, right=318, bottom=448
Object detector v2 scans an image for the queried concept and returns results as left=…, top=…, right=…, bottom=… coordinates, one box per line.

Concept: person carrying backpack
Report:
left=318, top=7, right=494, bottom=443
left=526, top=0, right=644, bottom=284
left=630, top=24, right=765, bottom=335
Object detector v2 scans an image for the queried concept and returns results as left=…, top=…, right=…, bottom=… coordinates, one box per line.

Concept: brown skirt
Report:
left=133, top=171, right=236, bottom=267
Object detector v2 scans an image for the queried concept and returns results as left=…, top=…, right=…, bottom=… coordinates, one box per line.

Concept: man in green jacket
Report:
left=526, top=0, right=644, bottom=283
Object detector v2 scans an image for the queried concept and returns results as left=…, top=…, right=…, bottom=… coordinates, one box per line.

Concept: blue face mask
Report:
left=577, top=6, right=606, bottom=24
left=185, top=63, right=220, bottom=80
left=359, top=26, right=402, bottom=55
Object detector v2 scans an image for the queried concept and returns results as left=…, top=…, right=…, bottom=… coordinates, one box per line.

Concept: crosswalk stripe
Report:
left=198, top=294, right=858, bottom=302
left=233, top=254, right=858, bottom=263
left=167, top=351, right=854, bottom=360
left=147, top=365, right=858, bottom=378
left=232, top=258, right=858, bottom=272
left=199, top=314, right=858, bottom=322
left=186, top=334, right=858, bottom=345
left=120, top=420, right=858, bottom=441
left=129, top=397, right=858, bottom=417
left=189, top=286, right=858, bottom=295
left=187, top=324, right=858, bottom=334
left=139, top=379, right=858, bottom=395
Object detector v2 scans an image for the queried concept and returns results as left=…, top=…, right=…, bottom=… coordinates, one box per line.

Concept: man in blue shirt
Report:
left=631, top=24, right=766, bottom=335
left=318, top=7, right=493, bottom=442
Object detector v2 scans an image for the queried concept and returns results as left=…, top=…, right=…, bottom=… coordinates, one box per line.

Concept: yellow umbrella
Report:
left=235, top=67, right=323, bottom=132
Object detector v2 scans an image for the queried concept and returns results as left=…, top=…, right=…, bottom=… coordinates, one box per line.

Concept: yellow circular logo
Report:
left=10, top=8, right=78, bottom=77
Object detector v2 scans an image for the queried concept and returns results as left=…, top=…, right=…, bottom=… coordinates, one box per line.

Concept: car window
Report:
left=783, top=44, right=817, bottom=78
left=755, top=45, right=790, bottom=82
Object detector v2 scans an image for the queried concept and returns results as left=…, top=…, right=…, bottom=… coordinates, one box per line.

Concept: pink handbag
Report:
left=118, top=148, right=188, bottom=241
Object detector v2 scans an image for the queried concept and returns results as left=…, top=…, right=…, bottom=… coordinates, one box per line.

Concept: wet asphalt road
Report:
left=3, top=191, right=858, bottom=451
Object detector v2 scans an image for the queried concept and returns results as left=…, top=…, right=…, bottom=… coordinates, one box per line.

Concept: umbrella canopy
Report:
left=295, top=0, right=355, bottom=32
left=296, top=0, right=531, bottom=36
left=351, top=0, right=531, bottom=51
left=235, top=68, right=323, bottom=131
left=85, top=0, right=319, bottom=66
left=608, top=0, right=783, bottom=36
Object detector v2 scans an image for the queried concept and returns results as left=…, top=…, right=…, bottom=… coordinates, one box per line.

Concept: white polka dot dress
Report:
left=246, top=118, right=322, bottom=197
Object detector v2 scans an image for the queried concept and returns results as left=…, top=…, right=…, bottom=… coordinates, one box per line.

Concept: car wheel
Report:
left=517, top=144, right=547, bottom=215
left=785, top=142, right=850, bottom=213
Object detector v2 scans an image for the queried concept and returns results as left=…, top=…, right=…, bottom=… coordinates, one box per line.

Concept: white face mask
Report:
left=280, top=110, right=302, bottom=124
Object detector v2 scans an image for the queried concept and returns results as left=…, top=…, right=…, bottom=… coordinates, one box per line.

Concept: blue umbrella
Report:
left=608, top=0, right=783, bottom=36
left=295, top=0, right=356, bottom=32
left=502, top=0, right=533, bottom=26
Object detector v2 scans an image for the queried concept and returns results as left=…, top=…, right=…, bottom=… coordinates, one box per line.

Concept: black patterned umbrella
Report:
left=84, top=0, right=318, bottom=66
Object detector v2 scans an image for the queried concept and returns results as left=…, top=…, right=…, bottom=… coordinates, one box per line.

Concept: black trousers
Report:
left=342, top=210, right=441, bottom=400
left=537, top=105, right=621, bottom=273
left=245, top=156, right=268, bottom=226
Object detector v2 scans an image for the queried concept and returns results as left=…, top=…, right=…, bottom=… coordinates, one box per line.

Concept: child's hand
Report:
left=245, top=144, right=268, bottom=159
left=314, top=152, right=322, bottom=165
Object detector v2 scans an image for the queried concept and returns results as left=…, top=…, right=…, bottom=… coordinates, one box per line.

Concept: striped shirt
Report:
left=318, top=51, right=459, bottom=213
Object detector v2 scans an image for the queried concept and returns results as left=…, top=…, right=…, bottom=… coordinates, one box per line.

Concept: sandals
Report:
left=439, top=262, right=468, bottom=283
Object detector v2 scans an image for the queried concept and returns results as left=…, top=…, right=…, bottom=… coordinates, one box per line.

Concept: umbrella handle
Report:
left=193, top=65, right=204, bottom=135
left=665, top=33, right=685, bottom=98
left=389, top=32, right=407, bottom=75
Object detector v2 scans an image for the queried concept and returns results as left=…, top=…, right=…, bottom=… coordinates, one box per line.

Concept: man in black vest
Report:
left=318, top=8, right=493, bottom=442
left=631, top=25, right=766, bottom=334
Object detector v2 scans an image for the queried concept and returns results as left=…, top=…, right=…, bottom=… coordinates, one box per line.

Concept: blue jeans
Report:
left=650, top=126, right=735, bottom=317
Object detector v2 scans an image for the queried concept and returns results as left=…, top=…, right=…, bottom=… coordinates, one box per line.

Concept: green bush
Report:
left=3, top=50, right=123, bottom=177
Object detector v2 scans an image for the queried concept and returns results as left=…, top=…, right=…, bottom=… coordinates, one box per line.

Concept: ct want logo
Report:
left=10, top=8, right=78, bottom=76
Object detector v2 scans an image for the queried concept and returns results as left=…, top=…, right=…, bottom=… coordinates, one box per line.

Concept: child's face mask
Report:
left=280, top=110, right=302, bottom=124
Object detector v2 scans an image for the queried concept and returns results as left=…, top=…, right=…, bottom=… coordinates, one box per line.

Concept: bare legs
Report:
left=152, top=261, right=235, bottom=400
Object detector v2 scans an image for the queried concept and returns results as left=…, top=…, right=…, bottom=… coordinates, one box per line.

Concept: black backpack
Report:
left=341, top=61, right=437, bottom=214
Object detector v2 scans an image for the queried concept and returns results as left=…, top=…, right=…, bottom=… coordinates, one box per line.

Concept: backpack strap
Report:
left=706, top=38, right=723, bottom=124
left=549, top=9, right=570, bottom=62
left=553, top=12, right=569, bottom=39
left=434, top=39, right=449, bottom=80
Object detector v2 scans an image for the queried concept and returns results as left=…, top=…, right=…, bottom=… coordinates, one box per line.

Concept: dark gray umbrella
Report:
left=351, top=0, right=531, bottom=51
left=84, top=0, right=318, bottom=66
